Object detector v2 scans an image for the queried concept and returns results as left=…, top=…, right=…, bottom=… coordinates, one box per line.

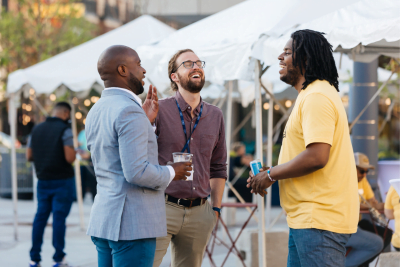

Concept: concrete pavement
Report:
left=0, top=195, right=289, bottom=267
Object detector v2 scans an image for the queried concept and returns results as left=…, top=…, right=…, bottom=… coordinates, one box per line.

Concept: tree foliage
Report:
left=0, top=0, right=98, bottom=84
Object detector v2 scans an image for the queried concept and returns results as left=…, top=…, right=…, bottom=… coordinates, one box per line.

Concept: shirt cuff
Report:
left=166, top=165, right=175, bottom=185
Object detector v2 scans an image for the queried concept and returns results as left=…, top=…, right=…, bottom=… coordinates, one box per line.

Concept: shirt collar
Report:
left=104, top=87, right=142, bottom=106
left=174, top=90, right=203, bottom=115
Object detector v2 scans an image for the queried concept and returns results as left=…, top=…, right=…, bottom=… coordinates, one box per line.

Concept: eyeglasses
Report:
left=358, top=169, right=369, bottom=175
left=173, top=60, right=205, bottom=72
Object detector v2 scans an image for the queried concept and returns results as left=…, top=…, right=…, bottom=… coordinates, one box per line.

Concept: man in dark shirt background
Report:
left=153, top=49, right=227, bottom=267
left=26, top=102, right=76, bottom=267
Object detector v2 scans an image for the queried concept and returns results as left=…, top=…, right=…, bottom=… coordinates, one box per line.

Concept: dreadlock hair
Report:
left=291, top=29, right=339, bottom=92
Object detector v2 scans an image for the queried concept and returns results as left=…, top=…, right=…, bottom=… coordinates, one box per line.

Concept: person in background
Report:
left=354, top=153, right=392, bottom=253
left=26, top=102, right=76, bottom=267
left=355, top=153, right=384, bottom=211
left=384, top=185, right=400, bottom=251
left=228, top=142, right=253, bottom=202
left=345, top=153, right=385, bottom=267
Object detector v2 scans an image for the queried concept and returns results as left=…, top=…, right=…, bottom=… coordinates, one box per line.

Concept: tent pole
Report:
left=226, top=181, right=259, bottom=222
left=69, top=97, right=85, bottom=231
left=266, top=94, right=273, bottom=228
left=222, top=81, right=233, bottom=224
left=379, top=100, right=396, bottom=136
left=261, top=83, right=288, bottom=117
left=255, top=60, right=267, bottom=267
left=349, top=70, right=394, bottom=131
left=33, top=97, right=49, bottom=116
left=217, top=94, right=227, bottom=109
left=9, top=93, right=19, bottom=241
left=32, top=165, right=38, bottom=207
left=232, top=104, right=255, bottom=138
left=225, top=80, right=233, bottom=181
left=32, top=95, right=47, bottom=208
left=211, top=88, right=225, bottom=106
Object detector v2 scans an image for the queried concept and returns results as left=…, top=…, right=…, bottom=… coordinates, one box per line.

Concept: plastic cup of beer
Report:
left=172, top=152, right=194, bottom=181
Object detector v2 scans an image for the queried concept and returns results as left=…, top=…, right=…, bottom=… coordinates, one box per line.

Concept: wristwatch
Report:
left=212, top=207, right=221, bottom=216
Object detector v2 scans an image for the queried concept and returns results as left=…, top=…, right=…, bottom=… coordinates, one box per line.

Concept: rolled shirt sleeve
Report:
left=210, top=115, right=227, bottom=179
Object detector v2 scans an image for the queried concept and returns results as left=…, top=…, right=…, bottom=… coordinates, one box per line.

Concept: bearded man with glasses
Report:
left=152, top=49, right=227, bottom=267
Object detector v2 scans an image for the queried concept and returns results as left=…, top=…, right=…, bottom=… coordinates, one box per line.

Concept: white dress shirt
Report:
left=104, top=87, right=175, bottom=184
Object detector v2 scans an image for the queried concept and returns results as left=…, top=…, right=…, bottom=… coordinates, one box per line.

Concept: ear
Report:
left=171, top=73, right=179, bottom=83
left=117, top=65, right=128, bottom=77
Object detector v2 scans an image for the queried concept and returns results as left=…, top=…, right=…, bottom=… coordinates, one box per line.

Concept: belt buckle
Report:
left=177, top=199, right=181, bottom=206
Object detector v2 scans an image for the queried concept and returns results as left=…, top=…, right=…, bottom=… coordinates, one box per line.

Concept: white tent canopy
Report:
left=251, top=0, right=400, bottom=66
left=7, top=15, right=175, bottom=96
left=136, top=0, right=360, bottom=93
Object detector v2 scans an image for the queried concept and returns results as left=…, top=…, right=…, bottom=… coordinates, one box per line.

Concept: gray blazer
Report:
left=85, top=88, right=170, bottom=241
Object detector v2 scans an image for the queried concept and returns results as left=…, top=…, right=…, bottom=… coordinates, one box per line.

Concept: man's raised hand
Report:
left=142, top=85, right=159, bottom=124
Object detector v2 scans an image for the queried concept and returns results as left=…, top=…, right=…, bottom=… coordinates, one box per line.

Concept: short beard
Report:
left=178, top=72, right=205, bottom=93
left=280, top=66, right=302, bottom=87
left=129, top=72, right=144, bottom=95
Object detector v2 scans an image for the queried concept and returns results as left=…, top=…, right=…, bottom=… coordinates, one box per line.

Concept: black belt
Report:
left=165, top=194, right=207, bottom=208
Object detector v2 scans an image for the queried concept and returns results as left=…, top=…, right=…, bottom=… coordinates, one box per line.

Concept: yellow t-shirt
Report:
left=278, top=80, right=359, bottom=234
left=384, top=186, right=400, bottom=248
left=358, top=178, right=375, bottom=202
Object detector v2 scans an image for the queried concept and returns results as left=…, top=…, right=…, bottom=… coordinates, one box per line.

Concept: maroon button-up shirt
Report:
left=155, top=91, right=227, bottom=199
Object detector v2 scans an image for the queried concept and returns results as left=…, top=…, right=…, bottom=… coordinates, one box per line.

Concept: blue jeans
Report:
left=345, top=227, right=383, bottom=267
left=288, top=228, right=350, bottom=267
left=91, top=236, right=156, bottom=267
left=30, top=178, right=74, bottom=262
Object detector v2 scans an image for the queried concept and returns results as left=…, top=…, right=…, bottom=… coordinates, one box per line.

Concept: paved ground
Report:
left=0, top=196, right=386, bottom=267
left=0, top=195, right=290, bottom=267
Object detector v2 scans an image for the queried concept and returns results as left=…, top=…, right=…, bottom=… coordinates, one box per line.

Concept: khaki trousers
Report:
left=153, top=199, right=218, bottom=267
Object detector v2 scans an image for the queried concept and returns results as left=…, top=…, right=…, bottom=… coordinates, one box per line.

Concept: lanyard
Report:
left=175, top=99, right=203, bottom=153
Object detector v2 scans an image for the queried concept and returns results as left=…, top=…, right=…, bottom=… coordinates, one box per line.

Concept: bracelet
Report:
left=212, top=207, right=221, bottom=216
left=267, top=167, right=275, bottom=182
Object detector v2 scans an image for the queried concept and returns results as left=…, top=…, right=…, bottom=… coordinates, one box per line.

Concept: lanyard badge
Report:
left=175, top=99, right=203, bottom=153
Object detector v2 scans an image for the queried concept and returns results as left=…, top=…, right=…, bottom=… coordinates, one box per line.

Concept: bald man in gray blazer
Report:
left=86, top=45, right=191, bottom=267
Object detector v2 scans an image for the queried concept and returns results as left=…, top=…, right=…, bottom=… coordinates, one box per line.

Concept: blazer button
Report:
left=155, top=186, right=160, bottom=190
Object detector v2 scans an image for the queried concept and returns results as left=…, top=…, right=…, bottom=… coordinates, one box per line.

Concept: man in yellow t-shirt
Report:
left=248, top=30, right=359, bottom=267
left=384, top=186, right=400, bottom=251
